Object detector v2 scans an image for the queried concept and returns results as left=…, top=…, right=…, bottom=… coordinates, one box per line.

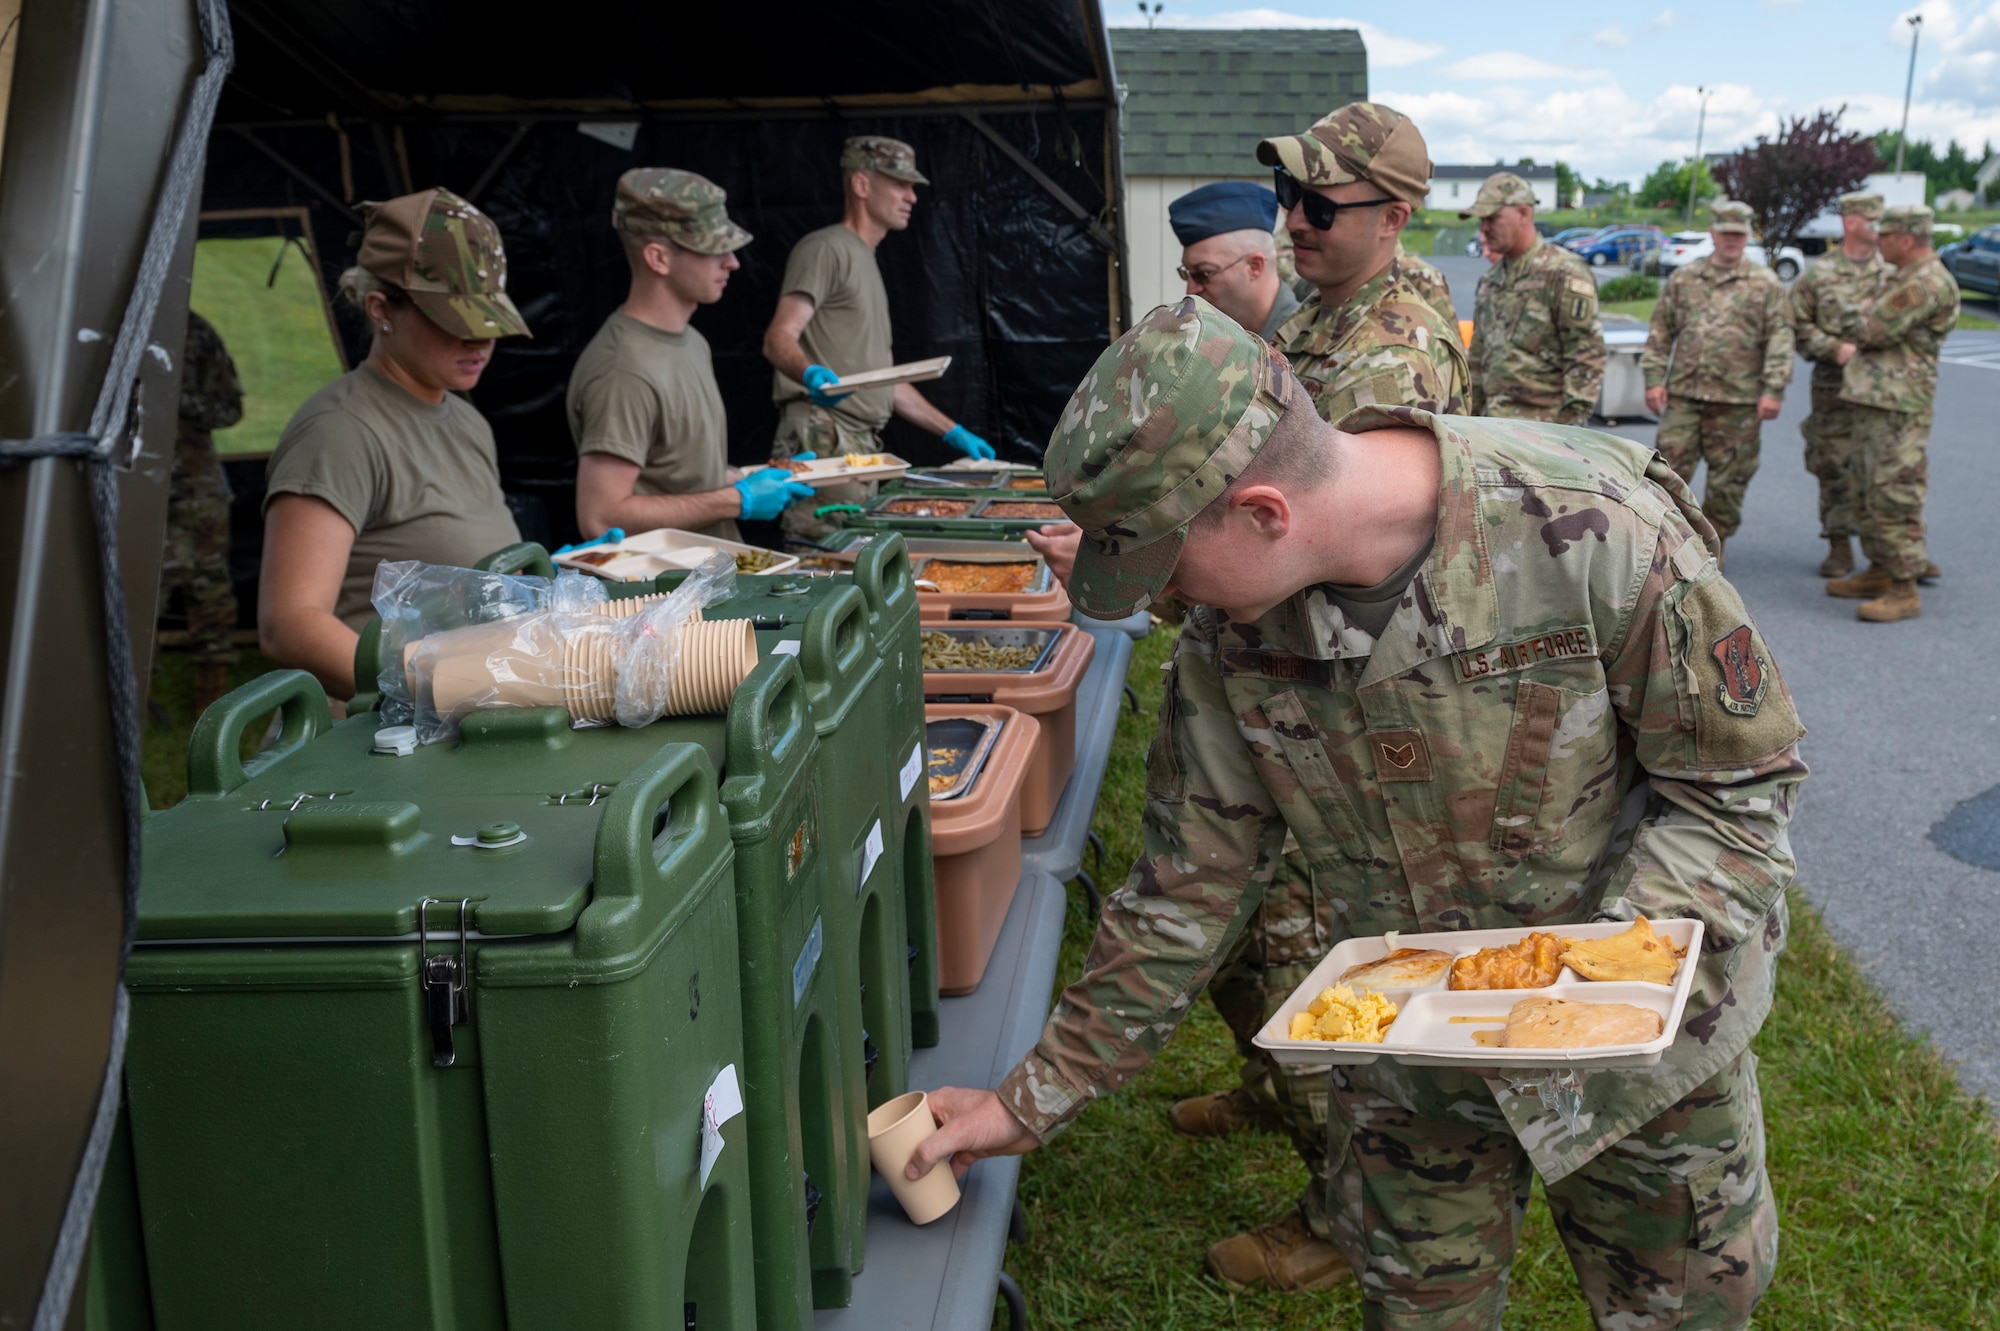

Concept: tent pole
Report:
left=959, top=109, right=1115, bottom=252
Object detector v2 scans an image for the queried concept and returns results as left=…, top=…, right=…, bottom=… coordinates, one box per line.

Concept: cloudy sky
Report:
left=1110, top=1, right=2000, bottom=185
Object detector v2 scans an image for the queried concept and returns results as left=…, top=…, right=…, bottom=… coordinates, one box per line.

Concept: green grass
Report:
left=1601, top=297, right=1657, bottom=323
left=1959, top=305, right=2000, bottom=331
left=190, top=237, right=346, bottom=457
left=1004, top=626, right=2000, bottom=1329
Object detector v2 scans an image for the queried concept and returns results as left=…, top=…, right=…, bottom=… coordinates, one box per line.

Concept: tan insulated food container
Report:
left=921, top=625, right=1094, bottom=836
left=926, top=704, right=1039, bottom=995
left=912, top=554, right=1071, bottom=622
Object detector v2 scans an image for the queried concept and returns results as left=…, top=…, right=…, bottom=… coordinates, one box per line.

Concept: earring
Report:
left=379, top=324, right=391, bottom=332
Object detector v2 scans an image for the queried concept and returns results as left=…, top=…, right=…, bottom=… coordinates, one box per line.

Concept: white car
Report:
left=1654, top=231, right=1806, bottom=281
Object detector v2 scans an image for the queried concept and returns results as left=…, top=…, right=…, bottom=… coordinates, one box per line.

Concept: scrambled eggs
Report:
left=1287, top=984, right=1398, bottom=1043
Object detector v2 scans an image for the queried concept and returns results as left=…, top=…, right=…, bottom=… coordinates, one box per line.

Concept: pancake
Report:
left=1338, top=947, right=1453, bottom=991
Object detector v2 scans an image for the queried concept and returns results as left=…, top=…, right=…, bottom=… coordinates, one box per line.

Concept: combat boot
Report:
left=1818, top=537, right=1854, bottom=578
left=1826, top=565, right=1895, bottom=599
left=1169, top=1085, right=1285, bottom=1138
left=194, top=662, right=232, bottom=716
left=1205, top=1208, right=1352, bottom=1293
left=1921, top=560, right=1942, bottom=584
left=1857, top=580, right=1920, bottom=622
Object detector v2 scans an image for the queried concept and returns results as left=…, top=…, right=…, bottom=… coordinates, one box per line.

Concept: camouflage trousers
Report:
left=1851, top=404, right=1930, bottom=581
left=1800, top=379, right=1863, bottom=540
left=1205, top=843, right=1337, bottom=1229
left=160, top=427, right=238, bottom=666
left=770, top=402, right=884, bottom=545
left=1655, top=398, right=1762, bottom=539
left=1325, top=1051, right=1776, bottom=1331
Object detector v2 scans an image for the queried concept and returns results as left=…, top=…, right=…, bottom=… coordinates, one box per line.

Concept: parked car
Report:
left=1573, top=228, right=1664, bottom=267
left=1941, top=225, right=2000, bottom=295
left=1650, top=230, right=1806, bottom=280
left=1549, top=226, right=1600, bottom=248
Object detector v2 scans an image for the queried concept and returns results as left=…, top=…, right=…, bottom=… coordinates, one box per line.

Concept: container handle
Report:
left=728, top=655, right=809, bottom=776
left=186, top=670, right=331, bottom=797
left=584, top=742, right=721, bottom=952
left=351, top=617, right=385, bottom=697
left=800, top=585, right=870, bottom=693
left=852, top=530, right=913, bottom=617
left=476, top=541, right=557, bottom=580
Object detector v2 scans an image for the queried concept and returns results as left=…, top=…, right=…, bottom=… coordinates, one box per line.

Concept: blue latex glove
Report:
left=802, top=365, right=850, bottom=409
left=734, top=467, right=816, bottom=522
left=942, top=424, right=995, bottom=461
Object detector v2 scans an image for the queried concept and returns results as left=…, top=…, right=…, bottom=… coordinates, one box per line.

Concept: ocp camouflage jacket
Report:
left=1274, top=257, right=1469, bottom=421
left=1839, top=254, right=1958, bottom=418
left=1641, top=257, right=1794, bottom=404
left=1788, top=249, right=1890, bottom=388
left=1469, top=239, right=1606, bottom=425
left=998, top=408, right=1807, bottom=1182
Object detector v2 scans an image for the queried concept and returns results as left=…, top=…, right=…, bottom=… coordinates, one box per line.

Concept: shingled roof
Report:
left=1109, top=28, right=1368, bottom=176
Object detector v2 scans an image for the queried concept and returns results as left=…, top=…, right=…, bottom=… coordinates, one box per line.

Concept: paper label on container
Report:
left=699, top=1064, right=743, bottom=1188
left=899, top=744, right=923, bottom=801
left=860, top=819, right=884, bottom=892
left=792, top=914, right=823, bottom=1007
left=770, top=639, right=801, bottom=657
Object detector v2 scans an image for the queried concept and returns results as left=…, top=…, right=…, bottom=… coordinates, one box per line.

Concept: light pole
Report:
left=1895, top=13, right=1923, bottom=174
left=1685, top=86, right=1712, bottom=226
left=1137, top=1, right=1163, bottom=28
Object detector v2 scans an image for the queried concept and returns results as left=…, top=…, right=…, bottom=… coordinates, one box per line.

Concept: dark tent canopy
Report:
left=202, top=0, right=1127, bottom=547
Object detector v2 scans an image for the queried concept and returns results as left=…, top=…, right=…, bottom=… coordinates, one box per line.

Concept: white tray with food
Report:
left=780, top=451, right=912, bottom=488
left=829, top=356, right=950, bottom=392
left=554, top=528, right=799, bottom=582
left=1251, top=916, right=1704, bottom=1070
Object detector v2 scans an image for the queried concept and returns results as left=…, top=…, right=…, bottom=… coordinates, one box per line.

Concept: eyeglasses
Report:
left=1272, top=169, right=1397, bottom=231
left=1177, top=253, right=1252, bottom=285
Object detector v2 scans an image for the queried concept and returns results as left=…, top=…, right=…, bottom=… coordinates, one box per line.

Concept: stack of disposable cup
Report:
left=423, top=618, right=568, bottom=717
left=591, top=594, right=700, bottom=620
left=866, top=1092, right=960, bottom=1224
left=662, top=618, right=756, bottom=715
left=561, top=618, right=620, bottom=723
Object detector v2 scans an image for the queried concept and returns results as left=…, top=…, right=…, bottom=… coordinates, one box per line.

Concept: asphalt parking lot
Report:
left=1433, top=249, right=2000, bottom=1102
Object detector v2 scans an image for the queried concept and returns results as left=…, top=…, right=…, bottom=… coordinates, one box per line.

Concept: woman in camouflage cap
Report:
left=260, top=188, right=531, bottom=703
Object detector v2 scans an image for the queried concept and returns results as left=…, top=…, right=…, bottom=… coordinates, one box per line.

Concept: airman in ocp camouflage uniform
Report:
left=1641, top=200, right=1794, bottom=565
left=1167, top=103, right=1468, bottom=1291
left=1263, top=103, right=1469, bottom=422
left=917, top=299, right=1803, bottom=1329
left=1789, top=191, right=1891, bottom=578
left=1825, top=204, right=1959, bottom=622
left=1462, top=172, right=1606, bottom=424
left=162, top=309, right=244, bottom=713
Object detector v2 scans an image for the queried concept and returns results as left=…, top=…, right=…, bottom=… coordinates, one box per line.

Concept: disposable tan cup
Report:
left=663, top=618, right=757, bottom=715
left=866, top=1091, right=960, bottom=1224
left=424, top=617, right=569, bottom=716
left=562, top=621, right=619, bottom=722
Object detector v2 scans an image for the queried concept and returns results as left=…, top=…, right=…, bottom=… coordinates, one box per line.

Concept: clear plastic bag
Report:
left=379, top=553, right=741, bottom=744
left=1500, top=1068, right=1592, bottom=1136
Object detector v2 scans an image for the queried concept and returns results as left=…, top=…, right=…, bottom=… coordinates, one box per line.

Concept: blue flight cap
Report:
left=1168, top=182, right=1281, bottom=246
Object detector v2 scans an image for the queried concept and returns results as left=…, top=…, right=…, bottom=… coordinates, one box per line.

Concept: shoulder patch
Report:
left=1709, top=625, right=1768, bottom=716
left=1675, top=577, right=1803, bottom=767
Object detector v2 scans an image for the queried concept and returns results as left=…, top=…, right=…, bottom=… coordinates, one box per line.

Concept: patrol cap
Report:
left=1880, top=203, right=1934, bottom=236
left=612, top=168, right=752, bottom=254
left=1838, top=191, right=1885, bottom=220
left=357, top=188, right=531, bottom=340
left=1256, top=103, right=1432, bottom=206
left=1170, top=182, right=1281, bottom=246
left=1460, top=171, right=1538, bottom=219
left=1709, top=200, right=1755, bottom=235
left=840, top=136, right=928, bottom=185
left=1044, top=297, right=1292, bottom=619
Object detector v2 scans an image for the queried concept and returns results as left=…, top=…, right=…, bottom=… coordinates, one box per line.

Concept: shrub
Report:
left=1598, top=273, right=1659, bottom=302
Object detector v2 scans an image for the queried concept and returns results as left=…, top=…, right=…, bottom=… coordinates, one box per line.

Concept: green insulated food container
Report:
left=121, top=659, right=859, bottom=1330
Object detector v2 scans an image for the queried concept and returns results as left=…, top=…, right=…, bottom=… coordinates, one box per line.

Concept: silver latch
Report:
left=419, top=897, right=471, bottom=1068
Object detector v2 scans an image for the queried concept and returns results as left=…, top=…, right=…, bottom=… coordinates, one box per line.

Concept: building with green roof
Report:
left=1109, top=26, right=1367, bottom=312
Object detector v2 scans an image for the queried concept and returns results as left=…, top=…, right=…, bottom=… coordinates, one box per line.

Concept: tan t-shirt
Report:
left=771, top=223, right=895, bottom=430
left=265, top=365, right=521, bottom=628
left=567, top=311, right=739, bottom=542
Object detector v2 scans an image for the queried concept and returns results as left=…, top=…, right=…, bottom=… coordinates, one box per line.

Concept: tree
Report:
left=1639, top=159, right=1717, bottom=212
left=1872, top=132, right=1993, bottom=200
left=1554, top=161, right=1582, bottom=209
left=1713, top=107, right=1879, bottom=249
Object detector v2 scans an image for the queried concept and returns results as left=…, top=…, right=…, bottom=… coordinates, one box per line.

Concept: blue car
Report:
left=1572, top=227, right=1663, bottom=267
left=1941, top=225, right=2000, bottom=296
left=1549, top=227, right=1600, bottom=248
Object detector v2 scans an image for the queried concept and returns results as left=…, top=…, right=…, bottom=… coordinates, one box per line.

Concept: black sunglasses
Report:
left=1273, top=169, right=1398, bottom=231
